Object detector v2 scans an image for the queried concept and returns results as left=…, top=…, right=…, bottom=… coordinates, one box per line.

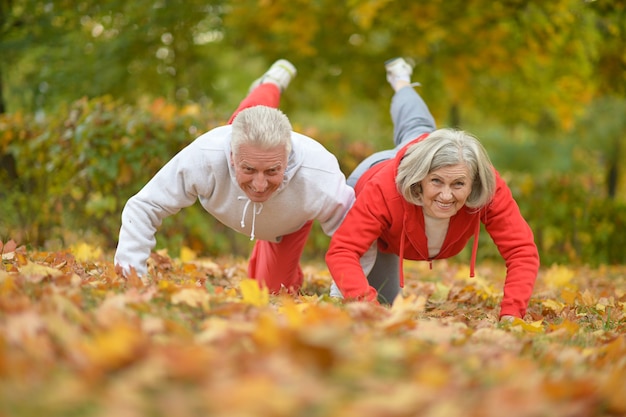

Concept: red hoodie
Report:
left=326, top=136, right=539, bottom=318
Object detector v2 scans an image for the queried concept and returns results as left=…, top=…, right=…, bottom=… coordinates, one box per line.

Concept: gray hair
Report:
left=396, top=128, right=496, bottom=208
left=231, top=106, right=292, bottom=156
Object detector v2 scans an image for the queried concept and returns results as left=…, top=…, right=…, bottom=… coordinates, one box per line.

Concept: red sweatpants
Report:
left=229, top=83, right=312, bottom=293
left=228, top=83, right=280, bottom=124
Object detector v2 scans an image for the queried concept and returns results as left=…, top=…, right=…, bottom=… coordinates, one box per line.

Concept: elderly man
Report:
left=115, top=60, right=355, bottom=292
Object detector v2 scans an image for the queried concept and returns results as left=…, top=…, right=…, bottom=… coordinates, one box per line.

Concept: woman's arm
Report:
left=325, top=185, right=390, bottom=301
left=483, top=172, right=540, bottom=318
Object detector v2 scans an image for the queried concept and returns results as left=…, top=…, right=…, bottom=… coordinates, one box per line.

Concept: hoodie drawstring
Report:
left=469, top=220, right=480, bottom=278
left=398, top=210, right=410, bottom=288
left=238, top=197, right=263, bottom=240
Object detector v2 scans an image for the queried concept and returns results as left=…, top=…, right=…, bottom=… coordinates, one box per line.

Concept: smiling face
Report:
left=231, top=143, right=288, bottom=202
left=420, top=164, right=473, bottom=219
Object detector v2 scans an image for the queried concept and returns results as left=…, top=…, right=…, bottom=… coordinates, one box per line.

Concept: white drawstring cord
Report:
left=238, top=197, right=263, bottom=240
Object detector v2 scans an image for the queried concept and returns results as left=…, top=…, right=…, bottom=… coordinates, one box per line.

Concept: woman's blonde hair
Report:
left=231, top=106, right=292, bottom=156
left=396, top=128, right=496, bottom=208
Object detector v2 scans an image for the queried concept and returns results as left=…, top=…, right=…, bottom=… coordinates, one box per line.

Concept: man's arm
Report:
left=114, top=145, right=209, bottom=276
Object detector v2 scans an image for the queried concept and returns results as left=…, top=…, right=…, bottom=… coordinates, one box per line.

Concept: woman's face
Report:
left=419, top=164, right=473, bottom=219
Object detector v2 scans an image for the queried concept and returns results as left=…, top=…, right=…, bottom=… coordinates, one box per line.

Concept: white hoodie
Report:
left=114, top=125, right=355, bottom=276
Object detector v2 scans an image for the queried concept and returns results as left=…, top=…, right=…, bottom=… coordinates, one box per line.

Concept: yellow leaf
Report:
left=278, top=298, right=307, bottom=327
left=18, top=261, right=63, bottom=283
left=458, top=273, right=498, bottom=299
left=561, top=287, right=578, bottom=304
left=158, top=280, right=176, bottom=293
left=542, top=299, right=565, bottom=313
left=549, top=319, right=579, bottom=335
left=78, top=323, right=146, bottom=372
left=180, top=246, right=197, bottom=263
left=239, top=279, right=269, bottom=306
left=512, top=319, right=544, bottom=333
left=0, top=271, right=16, bottom=294
left=70, top=243, right=103, bottom=263
left=543, top=265, right=575, bottom=290
left=252, top=312, right=282, bottom=348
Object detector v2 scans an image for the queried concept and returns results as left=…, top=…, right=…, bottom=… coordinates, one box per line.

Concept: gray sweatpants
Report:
left=337, top=86, right=436, bottom=304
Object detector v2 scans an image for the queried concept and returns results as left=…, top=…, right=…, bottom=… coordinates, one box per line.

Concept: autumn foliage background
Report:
left=1, top=1, right=626, bottom=416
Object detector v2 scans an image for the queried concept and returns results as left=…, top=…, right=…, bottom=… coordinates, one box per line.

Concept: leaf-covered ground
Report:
left=1, top=240, right=625, bottom=417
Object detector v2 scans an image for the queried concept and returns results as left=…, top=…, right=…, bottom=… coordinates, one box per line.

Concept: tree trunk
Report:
left=449, top=103, right=461, bottom=128
left=606, top=138, right=620, bottom=199
left=0, top=64, right=5, bottom=114
left=0, top=66, right=19, bottom=184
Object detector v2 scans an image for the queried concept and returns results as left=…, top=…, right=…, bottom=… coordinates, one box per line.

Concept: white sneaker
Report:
left=329, top=281, right=344, bottom=298
left=249, top=59, right=297, bottom=93
left=385, top=57, right=420, bottom=89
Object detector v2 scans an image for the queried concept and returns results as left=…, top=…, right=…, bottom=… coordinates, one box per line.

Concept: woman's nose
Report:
left=440, top=186, right=453, bottom=199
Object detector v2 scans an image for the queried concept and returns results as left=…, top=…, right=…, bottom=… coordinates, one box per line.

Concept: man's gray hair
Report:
left=396, top=128, right=496, bottom=208
left=231, top=106, right=292, bottom=156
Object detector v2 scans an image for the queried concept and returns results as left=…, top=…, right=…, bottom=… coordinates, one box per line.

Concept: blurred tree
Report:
left=1, top=0, right=624, bottom=193
left=0, top=0, right=231, bottom=112
left=0, top=0, right=615, bottom=125
left=224, top=0, right=601, bottom=128
left=584, top=0, right=626, bottom=199
left=575, top=96, right=626, bottom=199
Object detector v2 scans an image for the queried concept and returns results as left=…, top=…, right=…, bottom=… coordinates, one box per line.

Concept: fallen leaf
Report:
left=77, top=322, right=147, bottom=374
left=542, top=298, right=565, bottom=313
left=171, top=288, right=210, bottom=309
left=239, top=278, right=269, bottom=306
left=70, top=242, right=103, bottom=262
left=179, top=246, right=197, bottom=263
left=18, top=261, right=63, bottom=283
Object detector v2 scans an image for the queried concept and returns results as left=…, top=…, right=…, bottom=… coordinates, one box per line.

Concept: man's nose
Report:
left=252, top=173, right=267, bottom=190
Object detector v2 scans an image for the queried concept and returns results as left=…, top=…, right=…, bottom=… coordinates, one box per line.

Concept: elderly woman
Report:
left=326, top=58, right=539, bottom=321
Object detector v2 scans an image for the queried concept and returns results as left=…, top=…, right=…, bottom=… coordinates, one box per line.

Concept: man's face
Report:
left=231, top=143, right=288, bottom=202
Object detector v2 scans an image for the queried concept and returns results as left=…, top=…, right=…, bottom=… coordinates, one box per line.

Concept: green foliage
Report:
left=2, top=0, right=620, bottom=129
left=2, top=96, right=626, bottom=266
left=0, top=96, right=222, bottom=253
left=511, top=172, right=626, bottom=266
left=0, top=0, right=230, bottom=111
left=1, top=0, right=625, bottom=266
